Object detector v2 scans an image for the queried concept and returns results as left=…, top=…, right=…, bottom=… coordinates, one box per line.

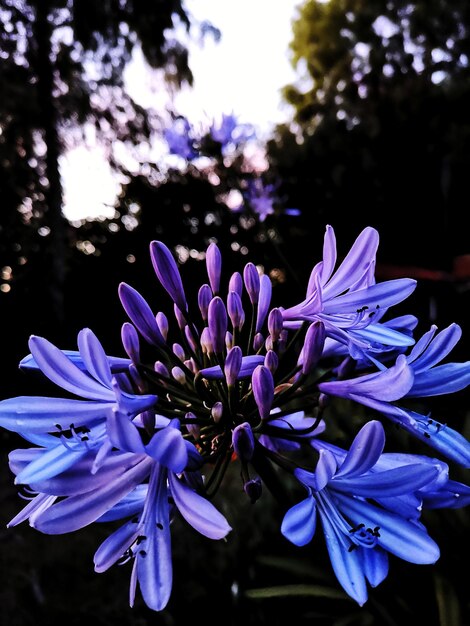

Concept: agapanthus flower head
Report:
left=164, top=116, right=199, bottom=161
left=1, top=224, right=469, bottom=613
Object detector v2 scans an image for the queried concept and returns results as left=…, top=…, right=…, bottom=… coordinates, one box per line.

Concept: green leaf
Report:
left=244, top=584, right=351, bottom=601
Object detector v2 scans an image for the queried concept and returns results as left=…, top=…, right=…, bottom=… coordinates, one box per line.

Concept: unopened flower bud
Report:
left=225, top=331, right=233, bottom=350
left=252, top=365, right=274, bottom=420
left=200, top=327, right=213, bottom=354
left=174, top=304, right=186, bottom=330
left=185, top=412, right=200, bottom=439
left=172, top=366, right=186, bottom=385
left=184, top=325, right=198, bottom=353
left=198, top=284, right=212, bottom=321
left=121, top=322, right=140, bottom=362
left=243, top=262, right=260, bottom=304
left=156, top=311, right=169, bottom=340
left=173, top=342, right=186, bottom=361
left=264, top=350, right=278, bottom=373
left=208, top=296, right=227, bottom=355
left=268, top=308, right=283, bottom=342
left=227, top=291, right=245, bottom=331
left=256, top=274, right=272, bottom=332
left=118, top=283, right=165, bottom=347
left=232, top=422, right=255, bottom=461
left=154, top=361, right=169, bottom=378
left=301, top=321, right=326, bottom=375
left=211, top=402, right=223, bottom=423
left=244, top=477, right=262, bottom=503
left=150, top=240, right=187, bottom=311
left=228, top=271, right=243, bottom=296
left=225, top=346, right=242, bottom=387
left=206, top=242, right=222, bottom=294
left=253, top=332, right=264, bottom=352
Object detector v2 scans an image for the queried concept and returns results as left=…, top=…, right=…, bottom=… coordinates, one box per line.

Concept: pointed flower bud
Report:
left=185, top=412, right=200, bottom=439
left=211, top=402, right=223, bottom=423
left=172, top=366, right=186, bottom=385
left=174, top=304, right=186, bottom=330
left=118, top=283, right=165, bottom=347
left=225, top=331, right=233, bottom=350
left=243, top=262, right=260, bottom=304
left=154, top=360, right=169, bottom=378
left=200, top=327, right=213, bottom=354
left=244, top=477, right=262, bottom=503
left=156, top=311, right=169, bottom=340
left=229, top=271, right=243, bottom=296
left=268, top=308, right=283, bottom=342
left=301, top=321, right=326, bottom=375
left=256, top=274, right=272, bottom=332
left=184, top=325, right=199, bottom=353
left=224, top=346, right=242, bottom=387
left=206, top=242, right=222, bottom=294
left=232, top=422, right=255, bottom=461
left=121, top=322, right=140, bottom=363
left=150, top=240, right=187, bottom=311
left=198, top=284, right=212, bottom=321
left=252, top=365, right=274, bottom=420
left=227, top=291, right=245, bottom=331
left=253, top=332, right=264, bottom=352
left=264, top=350, right=278, bottom=373
left=208, top=296, right=227, bottom=355
left=173, top=343, right=186, bottom=361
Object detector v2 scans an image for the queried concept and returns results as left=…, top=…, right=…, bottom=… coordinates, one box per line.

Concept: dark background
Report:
left=1, top=1, right=470, bottom=624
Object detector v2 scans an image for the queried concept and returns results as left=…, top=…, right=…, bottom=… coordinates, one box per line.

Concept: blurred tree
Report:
left=268, top=0, right=470, bottom=298
left=0, top=0, right=218, bottom=330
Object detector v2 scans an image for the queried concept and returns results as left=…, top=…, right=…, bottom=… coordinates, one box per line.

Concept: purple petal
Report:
left=206, top=242, right=222, bottom=294
left=107, top=408, right=145, bottom=453
left=322, top=279, right=417, bottom=315
left=200, top=355, right=264, bottom=380
left=281, top=494, right=317, bottom=546
left=256, top=274, right=272, bottom=332
left=360, top=546, right=389, bottom=588
left=335, top=421, right=385, bottom=479
left=20, top=351, right=131, bottom=374
left=252, top=365, right=274, bottom=420
left=77, top=328, right=113, bottom=387
left=32, top=457, right=152, bottom=533
left=168, top=473, right=232, bottom=539
left=334, top=492, right=440, bottom=564
left=14, top=442, right=88, bottom=486
left=118, top=283, right=165, bottom=347
left=145, top=424, right=188, bottom=473
left=407, top=363, right=470, bottom=397
left=0, top=396, right=112, bottom=433
left=208, top=296, right=227, bottom=354
left=150, top=240, right=187, bottom=311
left=318, top=509, right=368, bottom=606
left=28, top=336, right=115, bottom=401
left=97, top=485, right=147, bottom=521
left=94, top=519, right=142, bottom=572
left=333, top=464, right=439, bottom=497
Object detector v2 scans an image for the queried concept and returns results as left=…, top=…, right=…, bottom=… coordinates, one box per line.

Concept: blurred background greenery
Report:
left=1, top=1, right=470, bottom=624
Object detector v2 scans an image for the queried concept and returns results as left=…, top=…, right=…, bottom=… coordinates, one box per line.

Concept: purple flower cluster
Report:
left=1, top=225, right=470, bottom=610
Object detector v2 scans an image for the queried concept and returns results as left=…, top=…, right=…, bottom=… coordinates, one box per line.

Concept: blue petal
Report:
left=94, top=519, right=142, bottom=572
left=118, top=283, right=164, bottom=347
left=20, top=351, right=132, bottom=373
left=200, top=355, right=264, bottom=380
left=32, top=457, right=152, bottom=533
left=318, top=508, right=368, bottom=606
left=280, top=493, right=317, bottom=546
left=0, top=396, right=112, bottom=432
left=333, top=463, right=439, bottom=497
left=97, top=485, right=147, bottom=521
left=409, top=324, right=461, bottom=372
left=336, top=421, right=384, bottom=479
left=334, top=492, right=440, bottom=564
left=77, top=328, right=113, bottom=387
left=314, top=449, right=337, bottom=490
left=28, top=336, right=115, bottom=401
left=107, top=408, right=145, bottom=454
left=14, top=442, right=88, bottom=486
left=145, top=424, right=188, bottom=473
left=322, top=279, right=417, bottom=315
left=359, top=546, right=389, bottom=588
left=135, top=463, right=173, bottom=611
left=407, top=363, right=470, bottom=397
left=168, top=473, right=232, bottom=539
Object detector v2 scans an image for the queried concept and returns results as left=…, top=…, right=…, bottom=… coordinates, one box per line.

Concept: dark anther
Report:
left=132, top=517, right=139, bottom=524
left=139, top=550, right=147, bottom=558
left=349, top=523, right=364, bottom=533
left=348, top=544, right=357, bottom=552
left=373, top=526, right=381, bottom=537
left=81, top=436, right=89, bottom=441
left=156, top=523, right=164, bottom=530
left=424, top=432, right=431, bottom=438
left=136, top=535, right=147, bottom=545
left=55, top=424, right=62, bottom=430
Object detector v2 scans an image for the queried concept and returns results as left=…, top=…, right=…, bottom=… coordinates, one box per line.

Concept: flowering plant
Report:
left=1, top=224, right=469, bottom=611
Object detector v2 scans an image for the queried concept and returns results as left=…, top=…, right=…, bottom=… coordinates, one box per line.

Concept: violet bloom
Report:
left=281, top=421, right=440, bottom=605
left=2, top=225, right=470, bottom=614
left=164, top=116, right=198, bottom=160
left=318, top=325, right=470, bottom=466
left=281, top=225, right=417, bottom=356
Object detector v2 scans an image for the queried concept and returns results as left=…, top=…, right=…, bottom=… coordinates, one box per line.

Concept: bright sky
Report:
left=61, top=0, right=302, bottom=221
